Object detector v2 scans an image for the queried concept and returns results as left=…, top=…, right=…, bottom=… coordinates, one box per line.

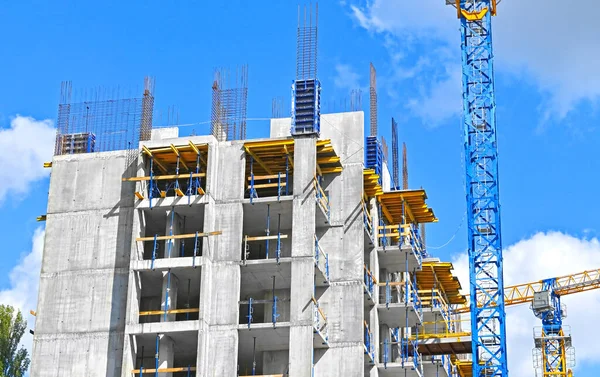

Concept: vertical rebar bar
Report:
left=369, top=63, right=377, bottom=136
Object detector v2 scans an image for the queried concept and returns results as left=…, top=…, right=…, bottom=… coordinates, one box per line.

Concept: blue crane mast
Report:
left=446, top=1, right=508, bottom=376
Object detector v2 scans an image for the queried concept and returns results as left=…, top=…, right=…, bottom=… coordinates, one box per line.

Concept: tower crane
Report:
left=456, top=268, right=600, bottom=377
left=444, top=1, right=506, bottom=376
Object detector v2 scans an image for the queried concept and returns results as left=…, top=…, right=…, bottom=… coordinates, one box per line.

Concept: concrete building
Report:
left=31, top=111, right=466, bottom=377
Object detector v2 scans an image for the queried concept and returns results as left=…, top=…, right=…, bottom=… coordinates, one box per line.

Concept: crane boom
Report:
left=455, top=268, right=600, bottom=312
left=506, top=268, right=600, bottom=306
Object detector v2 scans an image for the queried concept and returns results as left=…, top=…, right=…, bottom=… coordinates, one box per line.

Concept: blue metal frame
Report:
left=249, top=157, right=259, bottom=203
left=276, top=214, right=281, bottom=263
left=364, top=266, right=375, bottom=297
left=192, top=231, right=199, bottom=268
left=247, top=297, right=254, bottom=328
left=365, top=136, right=383, bottom=185
left=457, top=2, right=508, bottom=376
left=383, top=337, right=389, bottom=368
left=148, top=159, right=161, bottom=209
left=265, top=204, right=271, bottom=257
left=186, top=153, right=203, bottom=205
left=154, top=335, right=159, bottom=377
left=164, top=270, right=171, bottom=321
left=291, top=79, right=321, bottom=136
left=151, top=234, right=158, bottom=270
left=272, top=296, right=280, bottom=326
left=364, top=323, right=375, bottom=363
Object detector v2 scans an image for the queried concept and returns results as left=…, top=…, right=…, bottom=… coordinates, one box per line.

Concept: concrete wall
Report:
left=272, top=112, right=367, bottom=376
left=31, top=151, right=135, bottom=377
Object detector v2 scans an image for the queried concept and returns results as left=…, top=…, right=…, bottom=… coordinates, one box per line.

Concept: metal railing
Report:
left=314, top=175, right=330, bottom=223
left=364, top=264, right=377, bottom=300
left=364, top=321, right=376, bottom=363
left=314, top=236, right=330, bottom=282
left=312, top=296, right=328, bottom=344
left=378, top=223, right=425, bottom=264
left=381, top=276, right=422, bottom=312
left=362, top=197, right=374, bottom=243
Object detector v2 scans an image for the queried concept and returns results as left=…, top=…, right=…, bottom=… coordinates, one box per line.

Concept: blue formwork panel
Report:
left=366, top=136, right=383, bottom=184
left=291, top=79, right=321, bottom=136
left=86, top=133, right=96, bottom=153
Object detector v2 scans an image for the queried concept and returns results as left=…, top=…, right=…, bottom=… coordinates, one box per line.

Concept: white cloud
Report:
left=0, top=116, right=55, bottom=203
left=452, top=231, right=600, bottom=377
left=350, top=0, right=600, bottom=124
left=407, top=63, right=461, bottom=126
left=0, top=228, right=45, bottom=356
left=333, top=63, right=362, bottom=91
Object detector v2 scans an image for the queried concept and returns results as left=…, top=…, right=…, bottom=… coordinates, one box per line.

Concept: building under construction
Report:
left=29, top=4, right=471, bottom=377
left=33, top=98, right=471, bottom=377
left=30, top=2, right=600, bottom=377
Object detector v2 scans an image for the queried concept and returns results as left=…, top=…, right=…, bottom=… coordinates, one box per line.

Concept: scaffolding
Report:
left=54, top=77, right=154, bottom=156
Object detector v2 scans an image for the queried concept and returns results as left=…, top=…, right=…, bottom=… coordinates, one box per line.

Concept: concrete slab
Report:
left=423, top=359, right=451, bottom=377
left=132, top=256, right=205, bottom=270
left=135, top=194, right=207, bottom=209
left=377, top=303, right=422, bottom=328
left=125, top=320, right=200, bottom=335
left=377, top=363, right=422, bottom=377
left=240, top=260, right=292, bottom=296
left=378, top=245, right=422, bottom=272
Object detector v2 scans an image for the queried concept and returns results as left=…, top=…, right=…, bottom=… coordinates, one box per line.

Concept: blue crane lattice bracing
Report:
left=449, top=0, right=508, bottom=376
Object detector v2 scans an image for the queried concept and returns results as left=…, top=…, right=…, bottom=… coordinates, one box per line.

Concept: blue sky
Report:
left=1, top=1, right=599, bottom=376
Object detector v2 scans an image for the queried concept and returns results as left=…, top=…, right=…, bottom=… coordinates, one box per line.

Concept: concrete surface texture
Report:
left=31, top=111, right=440, bottom=377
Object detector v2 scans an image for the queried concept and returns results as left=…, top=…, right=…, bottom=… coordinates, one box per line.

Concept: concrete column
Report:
left=161, top=271, right=179, bottom=322
left=288, top=137, right=317, bottom=377
left=164, top=210, right=183, bottom=258
left=197, top=142, right=244, bottom=376
left=157, top=334, right=175, bottom=377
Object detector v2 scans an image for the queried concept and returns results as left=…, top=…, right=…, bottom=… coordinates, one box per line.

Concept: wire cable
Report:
left=427, top=211, right=466, bottom=250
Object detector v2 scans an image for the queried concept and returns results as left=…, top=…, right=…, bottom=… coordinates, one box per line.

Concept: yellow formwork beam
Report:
left=189, top=140, right=207, bottom=165
left=136, top=231, right=222, bottom=242
left=132, top=367, right=197, bottom=374
left=245, top=146, right=274, bottom=175
left=122, top=173, right=206, bottom=182
left=142, top=145, right=168, bottom=174
left=245, top=234, right=289, bottom=242
left=139, top=308, right=199, bottom=316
